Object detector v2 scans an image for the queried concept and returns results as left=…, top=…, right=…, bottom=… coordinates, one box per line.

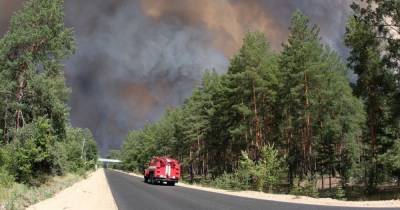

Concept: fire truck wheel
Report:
left=144, top=176, right=148, bottom=183
left=150, top=174, right=155, bottom=184
left=167, top=181, right=175, bottom=186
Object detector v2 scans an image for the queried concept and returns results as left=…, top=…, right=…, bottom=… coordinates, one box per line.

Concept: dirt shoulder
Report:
left=122, top=171, right=399, bottom=208
left=27, top=169, right=117, bottom=210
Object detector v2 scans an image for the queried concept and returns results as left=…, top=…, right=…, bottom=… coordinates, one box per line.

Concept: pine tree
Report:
left=280, top=11, right=365, bottom=187
left=279, top=11, right=325, bottom=183
left=223, top=32, right=279, bottom=161
left=181, top=70, right=220, bottom=178
left=0, top=0, right=75, bottom=142
left=345, top=0, right=398, bottom=191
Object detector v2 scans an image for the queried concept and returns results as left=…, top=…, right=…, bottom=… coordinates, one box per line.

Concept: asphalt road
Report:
left=104, top=170, right=396, bottom=210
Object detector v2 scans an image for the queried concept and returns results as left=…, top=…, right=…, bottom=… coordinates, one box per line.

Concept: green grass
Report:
left=0, top=173, right=87, bottom=210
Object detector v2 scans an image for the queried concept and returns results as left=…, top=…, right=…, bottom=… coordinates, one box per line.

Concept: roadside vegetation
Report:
left=0, top=173, right=83, bottom=210
left=0, top=0, right=98, bottom=209
left=117, top=1, right=400, bottom=201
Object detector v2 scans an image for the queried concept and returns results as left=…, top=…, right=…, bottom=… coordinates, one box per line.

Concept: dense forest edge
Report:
left=0, top=0, right=98, bottom=209
left=111, top=0, right=400, bottom=201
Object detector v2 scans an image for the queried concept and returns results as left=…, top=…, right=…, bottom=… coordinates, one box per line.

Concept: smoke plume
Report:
left=0, top=0, right=353, bottom=155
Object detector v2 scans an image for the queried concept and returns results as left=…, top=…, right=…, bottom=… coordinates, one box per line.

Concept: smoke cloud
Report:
left=140, top=0, right=283, bottom=56
left=0, top=0, right=353, bottom=155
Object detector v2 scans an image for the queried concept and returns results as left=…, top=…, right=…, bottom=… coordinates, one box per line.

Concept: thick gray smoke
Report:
left=0, top=0, right=353, bottom=155
left=64, top=0, right=228, bottom=154
left=260, top=0, right=352, bottom=56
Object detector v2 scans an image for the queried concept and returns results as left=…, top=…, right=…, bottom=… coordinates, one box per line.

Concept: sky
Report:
left=0, top=0, right=354, bottom=155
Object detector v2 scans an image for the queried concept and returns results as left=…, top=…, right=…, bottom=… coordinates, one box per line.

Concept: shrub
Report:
left=52, top=140, right=84, bottom=174
left=258, top=145, right=287, bottom=192
left=12, top=118, right=57, bottom=184
left=210, top=172, right=245, bottom=191
left=0, top=144, right=13, bottom=172
left=290, top=179, right=319, bottom=198
left=208, top=145, right=286, bottom=192
left=332, top=185, right=346, bottom=200
left=237, top=145, right=286, bottom=192
left=52, top=127, right=98, bottom=174
left=0, top=167, right=14, bottom=188
left=1, top=120, right=98, bottom=186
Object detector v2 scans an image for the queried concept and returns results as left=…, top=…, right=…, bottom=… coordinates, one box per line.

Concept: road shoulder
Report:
left=27, top=169, right=117, bottom=210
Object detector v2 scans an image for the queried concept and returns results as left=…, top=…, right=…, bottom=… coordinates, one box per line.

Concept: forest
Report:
left=0, top=0, right=98, bottom=208
left=116, top=0, right=400, bottom=200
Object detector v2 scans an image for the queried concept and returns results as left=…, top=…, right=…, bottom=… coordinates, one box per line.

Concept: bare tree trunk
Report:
left=202, top=139, right=206, bottom=177
left=204, top=150, right=208, bottom=179
left=3, top=97, right=8, bottom=142
left=397, top=175, right=400, bottom=187
left=286, top=108, right=294, bottom=188
left=370, top=123, right=376, bottom=160
left=242, top=99, right=249, bottom=149
left=262, top=95, right=267, bottom=145
left=197, top=129, right=201, bottom=176
left=304, top=71, right=311, bottom=173
left=322, top=174, right=324, bottom=190
left=189, top=147, right=194, bottom=183
left=285, top=109, right=291, bottom=156
left=367, top=92, right=377, bottom=189
left=252, top=82, right=262, bottom=160
left=14, top=63, right=28, bottom=141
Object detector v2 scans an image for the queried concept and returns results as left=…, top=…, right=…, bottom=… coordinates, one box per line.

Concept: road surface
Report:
left=104, top=170, right=396, bottom=210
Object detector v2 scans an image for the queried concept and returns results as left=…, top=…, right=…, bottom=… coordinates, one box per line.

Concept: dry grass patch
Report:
left=0, top=173, right=85, bottom=210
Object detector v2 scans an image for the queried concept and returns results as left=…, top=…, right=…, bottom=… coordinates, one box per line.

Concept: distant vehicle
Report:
left=144, top=157, right=181, bottom=186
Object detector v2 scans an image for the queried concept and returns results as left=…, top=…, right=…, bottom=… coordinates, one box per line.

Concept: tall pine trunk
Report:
left=304, top=71, right=311, bottom=174
left=3, top=97, right=9, bottom=142
left=14, top=64, right=28, bottom=140
left=252, top=82, right=262, bottom=158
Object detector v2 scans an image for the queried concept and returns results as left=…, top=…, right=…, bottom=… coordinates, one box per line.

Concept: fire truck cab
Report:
left=144, top=157, right=181, bottom=186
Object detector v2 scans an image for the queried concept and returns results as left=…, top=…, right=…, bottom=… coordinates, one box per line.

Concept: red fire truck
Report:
left=144, top=157, right=181, bottom=186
